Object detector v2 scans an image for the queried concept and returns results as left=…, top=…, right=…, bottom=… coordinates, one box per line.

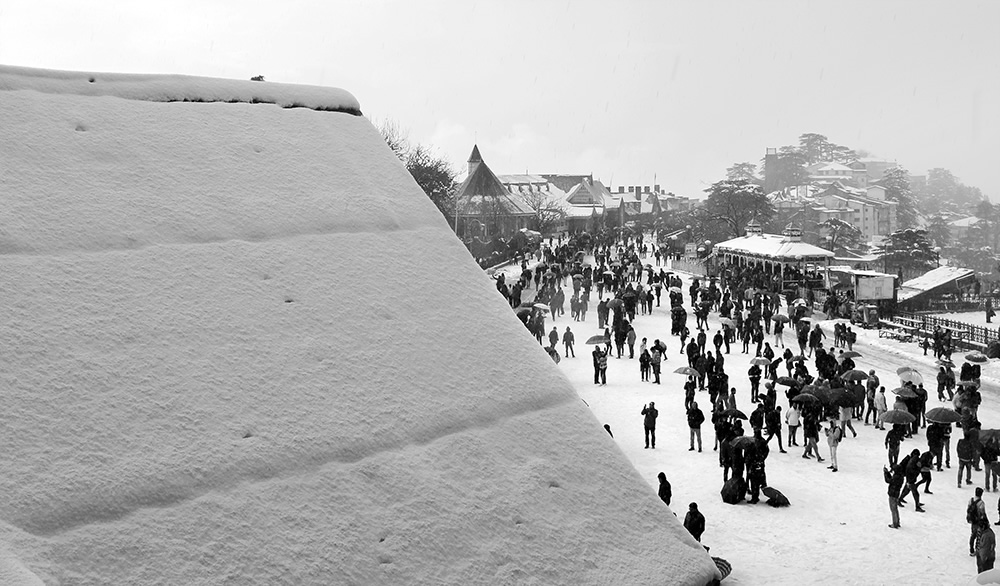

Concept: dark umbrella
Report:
left=840, top=351, right=862, bottom=359
left=776, top=376, right=797, bottom=387
left=828, top=389, right=855, bottom=408
left=544, top=346, right=561, bottom=364
left=515, top=307, right=532, bottom=318
left=841, top=370, right=869, bottom=383
left=849, top=386, right=866, bottom=406
left=607, top=298, right=624, bottom=310
left=936, top=359, right=955, bottom=368
left=925, top=407, right=962, bottom=424
left=891, top=386, right=918, bottom=399
left=790, top=354, right=807, bottom=362
left=882, top=410, right=916, bottom=425
left=585, top=335, right=609, bottom=345
left=721, top=408, right=748, bottom=420
left=731, top=436, right=756, bottom=449
left=772, top=315, right=790, bottom=323
left=790, top=392, right=819, bottom=404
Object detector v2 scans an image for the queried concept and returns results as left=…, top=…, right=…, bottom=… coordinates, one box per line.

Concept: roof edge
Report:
left=0, top=64, right=362, bottom=115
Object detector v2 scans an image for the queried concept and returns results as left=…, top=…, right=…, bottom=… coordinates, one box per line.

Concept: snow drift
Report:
left=0, top=65, right=719, bottom=585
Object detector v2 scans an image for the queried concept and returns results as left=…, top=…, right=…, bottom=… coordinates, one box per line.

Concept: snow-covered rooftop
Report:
left=0, top=65, right=717, bottom=585
left=714, top=233, right=835, bottom=261
left=898, top=265, right=977, bottom=302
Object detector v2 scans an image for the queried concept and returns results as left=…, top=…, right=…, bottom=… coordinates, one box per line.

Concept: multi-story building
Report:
left=813, top=182, right=898, bottom=246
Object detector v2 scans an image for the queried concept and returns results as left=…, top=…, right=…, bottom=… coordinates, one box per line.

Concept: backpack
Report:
left=968, top=499, right=980, bottom=524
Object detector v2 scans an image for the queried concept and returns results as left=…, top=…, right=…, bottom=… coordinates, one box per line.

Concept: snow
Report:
left=0, top=67, right=718, bottom=585
left=714, top=234, right=835, bottom=261
left=0, top=64, right=361, bottom=114
left=498, top=256, right=1000, bottom=585
left=898, top=266, right=976, bottom=302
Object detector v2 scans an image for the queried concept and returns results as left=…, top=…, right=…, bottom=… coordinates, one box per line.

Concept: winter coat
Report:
left=978, top=527, right=996, bottom=567
left=687, top=407, right=705, bottom=429
left=683, top=510, right=705, bottom=539
left=826, top=425, right=843, bottom=447
left=765, top=410, right=781, bottom=432
left=651, top=349, right=663, bottom=366
left=875, top=392, right=888, bottom=412
left=785, top=407, right=801, bottom=427
left=658, top=478, right=672, bottom=506
left=642, top=406, right=658, bottom=429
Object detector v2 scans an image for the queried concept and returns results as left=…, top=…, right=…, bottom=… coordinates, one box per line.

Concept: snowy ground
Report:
left=498, top=255, right=1000, bottom=585
left=932, top=310, right=1000, bottom=332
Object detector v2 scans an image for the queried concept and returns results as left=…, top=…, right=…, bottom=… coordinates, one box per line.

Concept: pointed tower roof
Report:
left=468, top=144, right=483, bottom=164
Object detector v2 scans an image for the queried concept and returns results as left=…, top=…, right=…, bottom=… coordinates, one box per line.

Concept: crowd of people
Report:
left=493, top=231, right=999, bottom=576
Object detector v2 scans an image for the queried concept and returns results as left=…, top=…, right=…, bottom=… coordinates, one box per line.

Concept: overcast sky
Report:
left=2, top=0, right=997, bottom=200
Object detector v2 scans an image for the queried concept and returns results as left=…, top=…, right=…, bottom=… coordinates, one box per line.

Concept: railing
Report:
left=888, top=310, right=999, bottom=350
left=669, top=258, right=709, bottom=276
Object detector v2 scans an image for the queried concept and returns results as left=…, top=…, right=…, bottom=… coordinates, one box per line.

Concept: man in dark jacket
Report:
left=749, top=403, right=767, bottom=434
left=978, top=520, right=996, bottom=572
left=687, top=402, right=705, bottom=452
left=765, top=406, right=786, bottom=453
left=683, top=502, right=705, bottom=542
left=898, top=449, right=926, bottom=512
left=657, top=472, right=672, bottom=507
left=887, top=463, right=905, bottom=528
left=642, top=402, right=658, bottom=449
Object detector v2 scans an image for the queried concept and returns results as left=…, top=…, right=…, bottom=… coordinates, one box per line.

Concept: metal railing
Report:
left=888, top=310, right=999, bottom=350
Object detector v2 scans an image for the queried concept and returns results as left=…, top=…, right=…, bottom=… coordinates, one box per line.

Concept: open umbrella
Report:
left=585, top=335, right=609, bottom=345
left=891, top=386, right=918, bottom=399
left=750, top=357, right=771, bottom=366
left=790, top=354, right=807, bottom=362
left=936, top=359, right=955, bottom=368
left=881, top=409, right=916, bottom=425
left=515, top=307, right=532, bottom=318
left=533, top=303, right=551, bottom=312
left=712, top=558, right=732, bottom=581
left=841, top=370, right=869, bottom=383
left=896, top=366, right=918, bottom=375
left=772, top=314, right=790, bottom=323
left=790, top=392, right=819, bottom=404
left=674, top=366, right=699, bottom=376
left=721, top=408, right=748, bottom=420
left=967, top=352, right=990, bottom=363
left=544, top=346, right=561, bottom=364
left=925, top=407, right=962, bottom=424
left=840, top=351, right=862, bottom=359
left=720, top=317, right=736, bottom=328
left=849, top=386, right=867, bottom=406
left=730, top=436, right=756, bottom=449
left=669, top=287, right=681, bottom=293
left=792, top=299, right=807, bottom=306
left=829, top=389, right=856, bottom=408
left=776, top=376, right=798, bottom=386
left=899, top=370, right=923, bottom=385
left=956, top=379, right=980, bottom=387
left=607, top=298, right=624, bottom=310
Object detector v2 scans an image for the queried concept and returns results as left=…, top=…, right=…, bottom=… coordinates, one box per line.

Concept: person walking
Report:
left=683, top=503, right=705, bottom=543
left=874, top=387, right=888, bottom=430
left=765, top=406, right=786, bottom=453
left=650, top=344, right=663, bottom=384
left=839, top=404, right=858, bottom=438
left=642, top=402, right=658, bottom=449
left=687, top=401, right=705, bottom=452
left=562, top=326, right=575, bottom=358
left=969, top=487, right=989, bottom=556
left=899, top=448, right=926, bottom=512
left=548, top=326, right=559, bottom=349
left=626, top=325, right=637, bottom=359
left=959, top=436, right=977, bottom=488
left=886, top=425, right=904, bottom=468
left=657, top=472, right=672, bottom=507
left=786, top=403, right=801, bottom=447
left=887, top=463, right=905, bottom=529
left=978, top=519, right=996, bottom=572
left=825, top=418, right=842, bottom=472
left=803, top=412, right=824, bottom=462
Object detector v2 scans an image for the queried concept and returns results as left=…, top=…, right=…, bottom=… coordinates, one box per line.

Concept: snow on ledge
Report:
left=0, top=64, right=362, bottom=115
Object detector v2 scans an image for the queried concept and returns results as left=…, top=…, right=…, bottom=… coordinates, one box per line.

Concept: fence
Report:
left=669, top=258, right=709, bottom=276
left=889, top=310, right=1000, bottom=351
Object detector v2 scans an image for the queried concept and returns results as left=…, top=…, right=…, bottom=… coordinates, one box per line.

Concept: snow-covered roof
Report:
left=0, top=64, right=361, bottom=114
left=715, top=233, right=835, bottom=261
left=898, top=266, right=977, bottom=302
left=0, top=65, right=719, bottom=585
left=949, top=216, right=982, bottom=228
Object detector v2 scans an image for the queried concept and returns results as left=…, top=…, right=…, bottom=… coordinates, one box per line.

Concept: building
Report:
left=813, top=182, right=898, bottom=245
left=454, top=145, right=536, bottom=239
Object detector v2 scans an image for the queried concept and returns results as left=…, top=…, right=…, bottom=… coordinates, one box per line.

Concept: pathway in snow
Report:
left=500, top=255, right=1000, bottom=585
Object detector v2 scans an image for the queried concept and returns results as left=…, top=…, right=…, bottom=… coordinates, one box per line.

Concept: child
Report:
left=639, top=349, right=651, bottom=382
